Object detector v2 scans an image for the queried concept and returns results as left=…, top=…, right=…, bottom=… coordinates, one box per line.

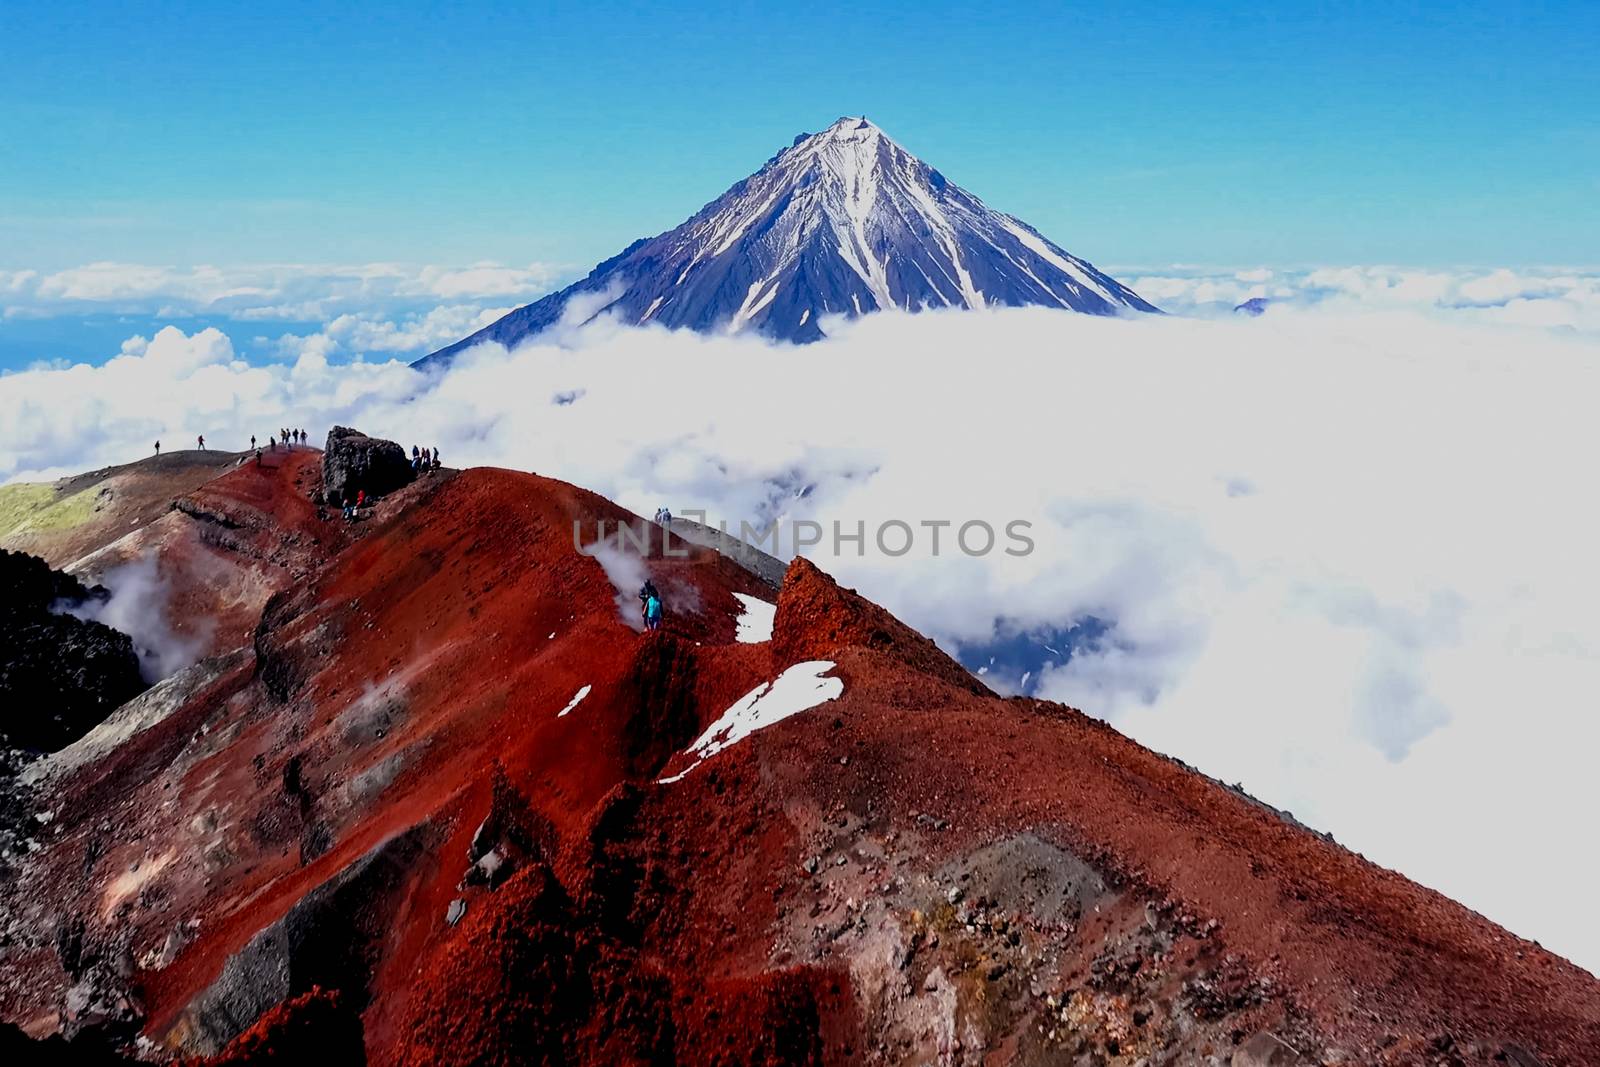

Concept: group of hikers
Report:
left=411, top=445, right=441, bottom=473
left=152, top=433, right=671, bottom=633
left=155, top=428, right=311, bottom=458
left=341, top=490, right=369, bottom=522
left=249, top=428, right=310, bottom=460
left=249, top=428, right=311, bottom=465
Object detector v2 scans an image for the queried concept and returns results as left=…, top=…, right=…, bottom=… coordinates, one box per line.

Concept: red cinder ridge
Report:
left=0, top=455, right=1595, bottom=1066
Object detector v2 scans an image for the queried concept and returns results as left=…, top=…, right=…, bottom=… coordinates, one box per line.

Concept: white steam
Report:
left=4, top=294, right=1600, bottom=972
left=62, top=555, right=208, bottom=682
left=583, top=532, right=652, bottom=632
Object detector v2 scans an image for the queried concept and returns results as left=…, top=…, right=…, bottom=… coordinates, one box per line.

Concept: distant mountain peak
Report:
left=418, top=118, right=1157, bottom=364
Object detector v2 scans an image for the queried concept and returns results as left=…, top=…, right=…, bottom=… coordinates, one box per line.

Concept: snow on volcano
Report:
left=417, top=117, right=1155, bottom=362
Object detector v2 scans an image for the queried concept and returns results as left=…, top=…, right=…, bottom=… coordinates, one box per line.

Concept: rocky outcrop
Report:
left=773, top=555, right=986, bottom=695
left=207, top=987, right=365, bottom=1066
left=320, top=427, right=413, bottom=506
left=165, top=824, right=434, bottom=1055
left=664, top=516, right=786, bottom=587
left=0, top=550, right=145, bottom=751
left=0, top=1022, right=138, bottom=1064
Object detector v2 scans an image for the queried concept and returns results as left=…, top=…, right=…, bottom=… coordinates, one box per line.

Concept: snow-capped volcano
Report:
left=418, top=117, right=1156, bottom=362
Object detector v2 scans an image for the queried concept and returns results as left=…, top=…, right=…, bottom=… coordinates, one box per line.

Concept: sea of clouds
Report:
left=3, top=264, right=1599, bottom=972
left=0, top=260, right=560, bottom=323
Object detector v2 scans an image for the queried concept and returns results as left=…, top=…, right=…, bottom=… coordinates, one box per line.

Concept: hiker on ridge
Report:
left=154, top=440, right=160, bottom=456
left=638, top=579, right=661, bottom=629
left=197, top=434, right=205, bottom=450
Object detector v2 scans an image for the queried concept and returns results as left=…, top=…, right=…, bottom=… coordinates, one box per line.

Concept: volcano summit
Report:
left=417, top=117, right=1156, bottom=363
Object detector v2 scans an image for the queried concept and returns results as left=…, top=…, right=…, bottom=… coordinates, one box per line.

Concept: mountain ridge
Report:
left=2, top=443, right=1598, bottom=1064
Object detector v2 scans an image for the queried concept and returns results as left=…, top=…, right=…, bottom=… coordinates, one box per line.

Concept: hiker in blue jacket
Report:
left=645, top=592, right=663, bottom=632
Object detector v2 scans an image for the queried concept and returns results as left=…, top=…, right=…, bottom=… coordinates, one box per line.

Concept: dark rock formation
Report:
left=0, top=550, right=146, bottom=752
left=208, top=987, right=367, bottom=1065
left=2, top=547, right=104, bottom=613
left=320, top=427, right=414, bottom=506
left=0, top=1022, right=139, bottom=1065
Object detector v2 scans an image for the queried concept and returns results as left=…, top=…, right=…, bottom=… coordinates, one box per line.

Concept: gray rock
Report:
left=1232, top=1032, right=1304, bottom=1066
left=169, top=823, right=430, bottom=1055
left=446, top=898, right=467, bottom=926
left=320, top=426, right=414, bottom=506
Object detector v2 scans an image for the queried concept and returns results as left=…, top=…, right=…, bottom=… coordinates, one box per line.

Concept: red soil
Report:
left=2, top=460, right=1596, bottom=1066
left=2, top=449, right=249, bottom=569
left=202, top=987, right=363, bottom=1065
left=6, top=447, right=352, bottom=659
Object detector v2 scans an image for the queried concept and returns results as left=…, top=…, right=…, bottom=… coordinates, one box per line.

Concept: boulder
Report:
left=320, top=426, right=414, bottom=506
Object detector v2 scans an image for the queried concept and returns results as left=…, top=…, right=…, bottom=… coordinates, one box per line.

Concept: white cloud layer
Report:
left=3, top=294, right=1599, bottom=974
left=1126, top=264, right=1600, bottom=333
left=0, top=260, right=562, bottom=324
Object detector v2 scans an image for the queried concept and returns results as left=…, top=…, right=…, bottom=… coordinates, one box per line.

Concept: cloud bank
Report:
left=1125, top=264, right=1600, bottom=331
left=3, top=292, right=1599, bottom=974
left=0, top=260, right=563, bottom=325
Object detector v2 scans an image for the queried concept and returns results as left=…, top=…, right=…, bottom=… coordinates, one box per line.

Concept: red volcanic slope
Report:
left=1, top=461, right=1596, bottom=1066
left=13, top=448, right=351, bottom=661
left=2, top=450, right=251, bottom=571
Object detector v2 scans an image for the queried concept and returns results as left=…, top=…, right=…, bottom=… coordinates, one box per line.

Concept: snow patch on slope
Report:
left=732, top=593, right=776, bottom=643
left=998, top=218, right=1119, bottom=305
left=659, top=661, right=842, bottom=783
left=557, top=684, right=592, bottom=717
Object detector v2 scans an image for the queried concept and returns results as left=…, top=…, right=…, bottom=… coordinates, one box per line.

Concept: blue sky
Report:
left=7, top=4, right=1600, bottom=970
left=4, top=0, right=1597, bottom=275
